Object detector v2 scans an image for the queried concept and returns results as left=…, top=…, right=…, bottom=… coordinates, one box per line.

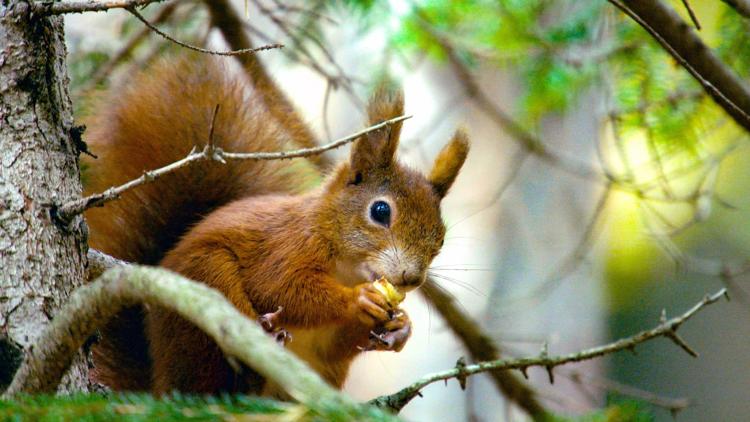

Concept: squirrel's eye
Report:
left=370, top=201, right=391, bottom=227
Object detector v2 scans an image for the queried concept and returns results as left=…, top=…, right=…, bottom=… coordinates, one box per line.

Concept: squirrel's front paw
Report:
left=364, top=309, right=412, bottom=352
left=258, top=306, right=292, bottom=346
left=355, top=283, right=392, bottom=327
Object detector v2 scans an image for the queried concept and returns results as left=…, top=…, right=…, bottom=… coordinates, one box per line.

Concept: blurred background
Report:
left=64, top=1, right=750, bottom=420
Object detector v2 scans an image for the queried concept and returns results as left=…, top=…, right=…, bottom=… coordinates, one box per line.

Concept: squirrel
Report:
left=82, top=54, right=469, bottom=395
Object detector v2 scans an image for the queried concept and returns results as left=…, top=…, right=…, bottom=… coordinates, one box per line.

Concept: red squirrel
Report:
left=83, top=55, right=469, bottom=395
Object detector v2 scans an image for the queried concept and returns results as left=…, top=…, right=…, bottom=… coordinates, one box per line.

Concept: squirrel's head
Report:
left=320, top=84, right=469, bottom=292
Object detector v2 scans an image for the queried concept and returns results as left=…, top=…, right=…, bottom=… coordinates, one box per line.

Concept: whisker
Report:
left=429, top=267, right=496, bottom=272
left=423, top=280, right=473, bottom=316
left=419, top=290, right=433, bottom=344
left=427, top=272, right=486, bottom=297
left=388, top=230, right=402, bottom=266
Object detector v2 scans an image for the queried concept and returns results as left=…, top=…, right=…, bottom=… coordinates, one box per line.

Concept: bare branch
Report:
left=30, top=0, right=167, bottom=15
left=127, top=6, right=283, bottom=56
left=679, top=0, right=701, bottom=30
left=78, top=2, right=178, bottom=93
left=565, top=370, right=691, bottom=415
left=371, top=288, right=728, bottom=412
left=55, top=114, right=411, bottom=223
left=420, top=280, right=549, bottom=419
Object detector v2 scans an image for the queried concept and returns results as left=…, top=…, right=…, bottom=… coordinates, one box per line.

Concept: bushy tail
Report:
left=83, top=55, right=308, bottom=390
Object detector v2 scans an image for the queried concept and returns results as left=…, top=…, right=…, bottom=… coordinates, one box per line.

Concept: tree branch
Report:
left=610, top=0, right=750, bottom=132
left=721, top=0, right=750, bottom=19
left=411, top=7, right=602, bottom=182
left=77, top=2, right=178, bottom=93
left=420, top=280, right=549, bottom=419
left=29, top=0, right=167, bottom=15
left=126, top=5, right=283, bottom=56
left=2, top=265, right=392, bottom=419
left=371, top=288, right=728, bottom=412
left=54, top=114, right=411, bottom=224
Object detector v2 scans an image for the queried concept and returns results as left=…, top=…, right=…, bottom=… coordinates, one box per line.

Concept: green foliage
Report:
left=550, top=400, right=654, bottom=422
left=0, top=393, right=287, bottom=422
left=0, top=393, right=398, bottom=422
left=372, top=0, right=750, bottom=150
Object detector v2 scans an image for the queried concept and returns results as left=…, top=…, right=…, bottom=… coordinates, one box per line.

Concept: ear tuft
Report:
left=350, top=79, right=405, bottom=178
left=367, top=80, right=404, bottom=128
left=429, top=129, right=470, bottom=198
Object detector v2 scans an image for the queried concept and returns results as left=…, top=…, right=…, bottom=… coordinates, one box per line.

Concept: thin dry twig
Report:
left=55, top=114, right=411, bottom=223
left=680, top=0, right=701, bottom=30
left=127, top=6, right=283, bottom=56
left=370, top=288, right=728, bottom=412
left=494, top=183, right=612, bottom=314
left=412, top=8, right=603, bottom=182
left=420, top=280, right=548, bottom=419
left=566, top=370, right=690, bottom=416
left=78, top=2, right=179, bottom=93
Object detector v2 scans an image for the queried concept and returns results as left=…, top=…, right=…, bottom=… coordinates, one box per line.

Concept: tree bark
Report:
left=0, top=2, right=89, bottom=393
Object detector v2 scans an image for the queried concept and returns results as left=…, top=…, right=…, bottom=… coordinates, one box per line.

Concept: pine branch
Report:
left=371, top=288, right=728, bottom=412
left=610, top=0, right=750, bottom=132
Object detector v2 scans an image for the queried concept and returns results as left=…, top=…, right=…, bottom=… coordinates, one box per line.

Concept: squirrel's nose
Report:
left=400, top=271, right=423, bottom=288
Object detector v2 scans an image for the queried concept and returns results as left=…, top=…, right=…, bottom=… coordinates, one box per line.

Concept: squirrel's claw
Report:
left=258, top=306, right=291, bottom=346
left=273, top=329, right=292, bottom=346
left=259, top=306, right=284, bottom=332
left=361, top=310, right=412, bottom=352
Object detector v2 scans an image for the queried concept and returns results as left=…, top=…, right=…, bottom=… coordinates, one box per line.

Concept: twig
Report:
left=370, top=288, right=728, bottom=412
left=420, top=280, right=549, bottom=419
left=127, top=6, right=283, bottom=56
left=565, top=370, right=691, bottom=415
left=494, top=184, right=612, bottom=314
left=54, top=114, right=411, bottom=223
left=78, top=2, right=179, bottom=93
left=29, top=0, right=167, bottom=15
left=411, top=7, right=603, bottom=182
left=680, top=0, right=701, bottom=30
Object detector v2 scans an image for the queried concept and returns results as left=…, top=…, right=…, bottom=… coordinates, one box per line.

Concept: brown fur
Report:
left=84, top=55, right=469, bottom=394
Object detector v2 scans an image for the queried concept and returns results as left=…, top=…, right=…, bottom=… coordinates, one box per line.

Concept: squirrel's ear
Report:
left=349, top=82, right=404, bottom=182
left=429, top=129, right=470, bottom=198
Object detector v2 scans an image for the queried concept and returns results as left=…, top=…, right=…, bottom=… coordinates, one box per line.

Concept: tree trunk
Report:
left=0, top=2, right=89, bottom=393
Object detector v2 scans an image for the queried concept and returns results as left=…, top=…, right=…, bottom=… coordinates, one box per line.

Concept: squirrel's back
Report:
left=83, top=55, right=312, bottom=390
